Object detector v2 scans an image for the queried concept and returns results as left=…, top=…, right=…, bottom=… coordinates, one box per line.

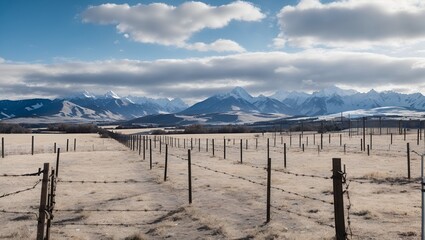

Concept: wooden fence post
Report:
left=284, top=143, right=287, bottom=168
left=391, top=133, right=393, bottom=145
left=149, top=139, right=152, bottom=170
left=370, top=133, right=373, bottom=150
left=340, top=134, right=342, bottom=146
left=240, top=139, right=243, bottom=164
left=45, top=169, right=55, bottom=240
left=256, top=138, right=258, bottom=149
left=206, top=139, right=208, bottom=152
left=55, top=148, right=60, bottom=177
left=407, top=142, right=411, bottom=179
left=246, top=139, right=248, bottom=150
left=198, top=138, right=201, bottom=152
left=212, top=139, right=215, bottom=156
left=74, top=138, right=76, bottom=151
left=266, top=157, right=272, bottom=223
left=36, top=163, right=50, bottom=240
left=224, top=138, right=226, bottom=159
left=1, top=137, right=4, bottom=158
left=321, top=134, right=323, bottom=150
left=31, top=136, right=34, bottom=155
left=164, top=144, right=168, bottom=181
left=188, top=149, right=192, bottom=204
left=66, top=139, right=69, bottom=152
left=53, top=143, right=56, bottom=154
left=332, top=158, right=346, bottom=240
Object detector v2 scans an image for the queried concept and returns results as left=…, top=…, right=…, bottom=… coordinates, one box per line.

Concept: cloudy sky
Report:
left=1, top=0, right=425, bottom=102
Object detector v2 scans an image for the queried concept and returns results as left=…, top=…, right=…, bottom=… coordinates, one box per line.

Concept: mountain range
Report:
left=1, top=86, right=425, bottom=124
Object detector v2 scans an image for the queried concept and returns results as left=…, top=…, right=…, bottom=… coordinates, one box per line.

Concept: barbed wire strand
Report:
left=0, top=179, right=42, bottom=199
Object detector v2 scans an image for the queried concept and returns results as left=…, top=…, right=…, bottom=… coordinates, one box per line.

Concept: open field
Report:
left=0, top=129, right=423, bottom=239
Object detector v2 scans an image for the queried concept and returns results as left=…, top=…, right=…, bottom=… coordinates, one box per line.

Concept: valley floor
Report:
left=0, top=130, right=422, bottom=239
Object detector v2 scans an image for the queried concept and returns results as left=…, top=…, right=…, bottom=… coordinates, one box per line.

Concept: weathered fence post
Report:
left=340, top=134, right=342, bottom=146
left=224, top=138, right=226, bottom=159
left=36, top=163, right=50, bottom=240
left=66, top=139, right=69, bottom=152
left=164, top=144, right=168, bottom=181
left=149, top=139, right=152, bottom=170
left=198, top=138, right=201, bottom=152
left=74, top=138, right=76, bottom=151
left=407, top=142, right=411, bottom=179
left=143, top=136, right=146, bottom=160
left=302, top=143, right=304, bottom=152
left=266, top=157, right=272, bottom=223
left=391, top=133, right=393, bottom=145
left=188, top=149, right=192, bottom=204
left=367, top=145, right=370, bottom=156
left=45, top=169, right=55, bottom=240
left=1, top=137, right=4, bottom=158
left=240, top=139, right=243, bottom=164
left=284, top=143, right=287, bottom=168
left=246, top=139, right=248, bottom=150
left=321, top=134, right=323, bottom=150
left=256, top=138, right=258, bottom=149
left=206, top=139, right=208, bottom=152
left=31, top=136, right=34, bottom=155
left=370, top=133, right=373, bottom=150
left=55, top=148, right=60, bottom=177
left=212, top=139, right=215, bottom=156
left=363, top=117, right=366, bottom=151
left=53, top=143, right=56, bottom=154
left=332, top=158, right=346, bottom=240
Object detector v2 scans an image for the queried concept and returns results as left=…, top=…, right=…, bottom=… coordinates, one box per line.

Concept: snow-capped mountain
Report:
left=2, top=86, right=425, bottom=124
left=126, top=96, right=188, bottom=113
left=180, top=87, right=296, bottom=115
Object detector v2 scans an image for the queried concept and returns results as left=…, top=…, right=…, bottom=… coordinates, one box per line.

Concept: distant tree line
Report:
left=0, top=123, right=31, bottom=133
left=183, top=124, right=253, bottom=134
left=47, top=124, right=100, bottom=133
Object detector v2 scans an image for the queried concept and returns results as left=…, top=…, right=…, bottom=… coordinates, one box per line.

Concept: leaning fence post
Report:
left=55, top=148, right=60, bottom=177
left=188, top=149, right=192, bottom=204
left=164, top=144, right=168, bottom=181
left=37, top=163, right=50, bottom=240
left=332, top=158, right=346, bottom=240
left=266, top=157, right=272, bottom=223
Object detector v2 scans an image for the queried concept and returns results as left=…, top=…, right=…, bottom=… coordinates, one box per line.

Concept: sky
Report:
left=1, top=0, right=425, bottom=103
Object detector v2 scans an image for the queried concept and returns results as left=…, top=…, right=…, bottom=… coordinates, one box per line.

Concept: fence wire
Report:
left=0, top=179, right=42, bottom=199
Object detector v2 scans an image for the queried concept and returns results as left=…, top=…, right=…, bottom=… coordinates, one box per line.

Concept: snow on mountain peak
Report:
left=104, top=90, right=121, bottom=99
left=218, top=87, right=254, bottom=102
left=68, top=90, right=96, bottom=99
left=314, top=86, right=358, bottom=97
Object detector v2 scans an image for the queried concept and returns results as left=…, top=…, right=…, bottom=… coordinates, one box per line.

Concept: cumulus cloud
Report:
left=276, top=0, right=425, bottom=49
left=81, top=1, right=264, bottom=52
left=2, top=50, right=425, bottom=100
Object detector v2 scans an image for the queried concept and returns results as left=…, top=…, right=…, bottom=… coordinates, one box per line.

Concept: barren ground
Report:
left=0, top=129, right=422, bottom=239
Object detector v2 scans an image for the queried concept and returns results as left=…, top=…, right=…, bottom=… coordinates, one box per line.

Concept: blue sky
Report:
left=0, top=0, right=295, bottom=62
left=1, top=0, right=425, bottom=102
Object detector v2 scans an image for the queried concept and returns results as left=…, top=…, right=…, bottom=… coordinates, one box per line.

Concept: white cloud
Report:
left=2, top=50, right=425, bottom=100
left=277, top=0, right=425, bottom=49
left=81, top=1, right=264, bottom=52
left=184, top=39, right=245, bottom=53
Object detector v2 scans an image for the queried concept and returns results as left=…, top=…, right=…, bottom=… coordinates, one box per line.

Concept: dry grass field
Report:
left=0, top=129, right=422, bottom=239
